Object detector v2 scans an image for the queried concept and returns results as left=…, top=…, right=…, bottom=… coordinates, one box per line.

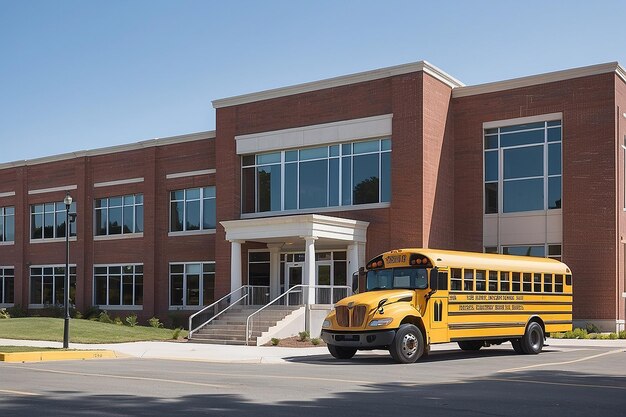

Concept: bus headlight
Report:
left=368, top=318, right=393, bottom=327
left=322, top=320, right=331, bottom=328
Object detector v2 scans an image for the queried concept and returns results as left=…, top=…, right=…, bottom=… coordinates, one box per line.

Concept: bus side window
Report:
left=500, top=272, right=510, bottom=291
left=488, top=271, right=498, bottom=291
left=450, top=268, right=462, bottom=291
left=438, top=272, right=448, bottom=290
left=523, top=273, right=532, bottom=292
left=555, top=274, right=563, bottom=292
left=476, top=270, right=486, bottom=291
left=464, top=269, right=474, bottom=291
left=512, top=272, right=521, bottom=291
left=533, top=273, right=542, bottom=292
left=544, top=274, right=553, bottom=292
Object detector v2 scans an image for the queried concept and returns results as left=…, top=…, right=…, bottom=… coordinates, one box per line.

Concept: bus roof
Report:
left=382, top=248, right=571, bottom=275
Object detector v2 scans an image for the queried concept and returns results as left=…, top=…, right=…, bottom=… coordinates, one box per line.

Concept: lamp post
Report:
left=63, top=192, right=73, bottom=349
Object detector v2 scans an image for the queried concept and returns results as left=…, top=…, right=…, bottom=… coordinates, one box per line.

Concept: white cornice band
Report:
left=213, top=61, right=464, bottom=109
left=28, top=185, right=77, bottom=195
left=166, top=169, right=216, bottom=179
left=454, top=62, right=626, bottom=98
left=94, top=177, right=144, bottom=188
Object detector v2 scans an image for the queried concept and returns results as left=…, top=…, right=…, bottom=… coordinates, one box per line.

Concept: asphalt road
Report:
left=1, top=344, right=625, bottom=416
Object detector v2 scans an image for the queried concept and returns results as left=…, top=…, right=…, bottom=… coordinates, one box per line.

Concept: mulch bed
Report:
left=264, top=336, right=327, bottom=348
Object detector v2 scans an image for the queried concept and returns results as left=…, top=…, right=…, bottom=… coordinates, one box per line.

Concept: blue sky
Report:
left=1, top=0, right=625, bottom=163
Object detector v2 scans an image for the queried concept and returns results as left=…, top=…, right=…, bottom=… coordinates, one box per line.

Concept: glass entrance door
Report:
left=286, top=264, right=303, bottom=305
left=316, top=263, right=332, bottom=304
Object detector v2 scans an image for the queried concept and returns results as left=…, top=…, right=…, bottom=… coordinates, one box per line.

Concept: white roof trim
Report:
left=221, top=214, right=370, bottom=243
left=212, top=61, right=464, bottom=108
left=454, top=62, right=626, bottom=98
left=0, top=130, right=215, bottom=171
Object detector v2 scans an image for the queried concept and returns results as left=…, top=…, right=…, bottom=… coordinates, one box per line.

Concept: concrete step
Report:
left=196, top=329, right=262, bottom=337
left=187, top=338, right=251, bottom=345
left=191, top=333, right=250, bottom=342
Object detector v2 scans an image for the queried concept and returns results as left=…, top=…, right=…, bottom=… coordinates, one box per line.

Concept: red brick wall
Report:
left=615, top=75, right=626, bottom=326
left=453, top=73, right=617, bottom=322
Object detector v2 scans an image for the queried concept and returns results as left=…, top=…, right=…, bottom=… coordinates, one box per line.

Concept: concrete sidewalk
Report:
left=1, top=338, right=625, bottom=364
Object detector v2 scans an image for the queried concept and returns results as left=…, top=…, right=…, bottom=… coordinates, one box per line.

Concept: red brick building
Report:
left=1, top=61, right=624, bottom=331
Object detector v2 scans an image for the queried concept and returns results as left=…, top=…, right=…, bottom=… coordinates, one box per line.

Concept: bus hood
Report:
left=336, top=289, right=415, bottom=309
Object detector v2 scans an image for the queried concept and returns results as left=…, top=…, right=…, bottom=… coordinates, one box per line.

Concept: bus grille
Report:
left=336, top=305, right=367, bottom=327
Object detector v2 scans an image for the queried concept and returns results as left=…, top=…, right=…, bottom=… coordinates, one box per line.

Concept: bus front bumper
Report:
left=320, top=329, right=396, bottom=348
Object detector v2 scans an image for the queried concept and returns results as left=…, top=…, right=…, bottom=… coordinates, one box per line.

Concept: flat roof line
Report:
left=0, top=130, right=215, bottom=170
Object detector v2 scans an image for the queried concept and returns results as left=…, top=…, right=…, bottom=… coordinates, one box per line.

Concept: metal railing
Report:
left=188, top=285, right=270, bottom=338
left=245, top=284, right=352, bottom=345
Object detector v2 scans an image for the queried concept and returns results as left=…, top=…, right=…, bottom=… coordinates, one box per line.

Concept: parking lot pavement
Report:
left=0, top=343, right=625, bottom=417
left=1, top=337, right=626, bottom=363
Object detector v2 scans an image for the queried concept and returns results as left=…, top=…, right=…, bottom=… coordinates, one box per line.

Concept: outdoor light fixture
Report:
left=62, top=192, right=75, bottom=349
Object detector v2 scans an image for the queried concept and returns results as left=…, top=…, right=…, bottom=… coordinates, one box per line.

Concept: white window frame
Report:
left=92, top=264, right=143, bottom=310
left=28, top=264, right=76, bottom=308
left=0, top=266, right=14, bottom=306
left=94, top=194, right=144, bottom=238
left=168, top=261, right=215, bottom=310
left=169, top=187, right=216, bottom=235
left=30, top=201, right=77, bottom=242
left=0, top=207, right=15, bottom=244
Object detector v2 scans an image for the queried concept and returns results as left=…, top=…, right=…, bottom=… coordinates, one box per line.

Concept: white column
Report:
left=347, top=243, right=359, bottom=278
left=267, top=243, right=283, bottom=300
left=230, top=240, right=244, bottom=292
left=303, top=236, right=317, bottom=305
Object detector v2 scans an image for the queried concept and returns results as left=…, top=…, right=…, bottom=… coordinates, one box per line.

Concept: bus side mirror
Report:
left=429, top=267, right=439, bottom=290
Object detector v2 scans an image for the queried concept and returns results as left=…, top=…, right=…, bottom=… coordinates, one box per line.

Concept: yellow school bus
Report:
left=320, top=248, right=572, bottom=363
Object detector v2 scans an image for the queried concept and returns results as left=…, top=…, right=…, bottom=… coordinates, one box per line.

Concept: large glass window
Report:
left=0, top=207, right=14, bottom=242
left=31, top=202, right=76, bottom=240
left=94, top=265, right=143, bottom=307
left=484, top=120, right=561, bottom=214
left=169, top=262, right=215, bottom=307
left=0, top=267, right=14, bottom=304
left=29, top=266, right=76, bottom=306
left=95, top=194, right=143, bottom=236
left=170, top=187, right=216, bottom=232
left=242, top=138, right=391, bottom=214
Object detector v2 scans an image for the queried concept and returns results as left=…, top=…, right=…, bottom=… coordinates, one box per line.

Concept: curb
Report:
left=0, top=350, right=118, bottom=363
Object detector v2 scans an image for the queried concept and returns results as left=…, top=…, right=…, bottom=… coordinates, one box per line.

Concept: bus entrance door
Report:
left=427, top=271, right=449, bottom=343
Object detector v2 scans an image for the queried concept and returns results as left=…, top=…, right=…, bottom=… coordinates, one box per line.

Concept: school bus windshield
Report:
left=366, top=267, right=428, bottom=291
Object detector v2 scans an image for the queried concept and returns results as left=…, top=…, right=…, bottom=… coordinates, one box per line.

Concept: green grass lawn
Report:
left=0, top=318, right=187, bottom=343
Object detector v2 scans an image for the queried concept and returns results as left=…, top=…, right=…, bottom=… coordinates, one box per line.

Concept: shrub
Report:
left=73, top=309, right=83, bottom=319
left=148, top=317, right=163, bottom=328
left=98, top=311, right=113, bottom=324
left=7, top=304, right=27, bottom=318
left=83, top=306, right=102, bottom=320
left=619, top=330, right=626, bottom=339
left=271, top=338, right=280, bottom=346
left=298, top=331, right=310, bottom=342
left=167, top=311, right=187, bottom=329
left=39, top=304, right=64, bottom=318
left=125, top=314, right=138, bottom=327
left=113, top=316, right=123, bottom=326
left=0, top=308, right=10, bottom=319
left=172, top=328, right=183, bottom=340
left=585, top=322, right=600, bottom=334
left=310, top=338, right=320, bottom=346
left=608, top=332, right=618, bottom=340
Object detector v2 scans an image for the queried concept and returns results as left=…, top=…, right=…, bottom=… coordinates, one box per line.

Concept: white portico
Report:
left=221, top=214, right=369, bottom=303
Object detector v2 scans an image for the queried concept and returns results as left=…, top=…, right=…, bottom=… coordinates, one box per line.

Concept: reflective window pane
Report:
left=500, top=129, right=545, bottom=147
left=329, top=158, right=339, bottom=206
left=284, top=163, right=298, bottom=210
left=504, top=146, right=543, bottom=179
left=548, top=143, right=561, bottom=175
left=484, top=135, right=498, bottom=150
left=503, top=246, right=545, bottom=257
left=503, top=179, right=543, bottom=212
left=341, top=157, right=351, bottom=206
left=353, top=153, right=379, bottom=205
left=202, top=197, right=216, bottom=229
left=241, top=167, right=256, bottom=214
left=299, top=147, right=327, bottom=160
left=257, top=152, right=280, bottom=165
left=257, top=165, right=281, bottom=212
left=185, top=200, right=201, bottom=230
left=500, top=122, right=545, bottom=133
left=485, top=151, right=498, bottom=181
left=547, top=127, right=561, bottom=142
left=299, top=159, right=328, bottom=209
left=353, top=140, right=379, bottom=154
left=285, top=150, right=298, bottom=162
left=381, top=152, right=391, bottom=203
left=485, top=183, right=498, bottom=214
left=170, top=201, right=184, bottom=232
left=548, top=177, right=562, bottom=209
left=108, top=207, right=122, bottom=234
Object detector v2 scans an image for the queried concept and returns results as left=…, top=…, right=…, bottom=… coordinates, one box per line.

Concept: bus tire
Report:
left=511, top=339, right=525, bottom=354
left=458, top=340, right=483, bottom=351
left=389, top=324, right=424, bottom=364
left=521, top=322, right=544, bottom=354
left=327, top=344, right=357, bottom=360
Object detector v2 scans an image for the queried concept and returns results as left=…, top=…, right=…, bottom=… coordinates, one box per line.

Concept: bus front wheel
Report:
left=389, top=324, right=424, bottom=364
left=328, top=344, right=357, bottom=360
left=521, top=322, right=544, bottom=354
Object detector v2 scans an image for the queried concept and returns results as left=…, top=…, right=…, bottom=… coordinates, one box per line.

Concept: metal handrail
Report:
left=188, top=285, right=247, bottom=338
left=245, top=284, right=352, bottom=345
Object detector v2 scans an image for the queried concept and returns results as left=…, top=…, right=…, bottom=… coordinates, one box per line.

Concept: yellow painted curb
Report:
left=0, top=350, right=118, bottom=363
